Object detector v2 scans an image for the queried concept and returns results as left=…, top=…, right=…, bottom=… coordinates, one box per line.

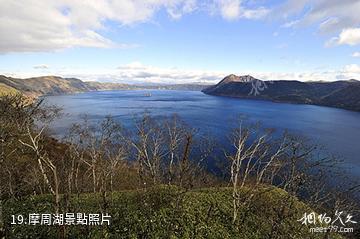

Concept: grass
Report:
left=2, top=186, right=343, bottom=238
left=0, top=83, right=18, bottom=96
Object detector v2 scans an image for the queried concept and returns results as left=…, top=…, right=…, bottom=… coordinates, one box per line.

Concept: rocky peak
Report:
left=218, top=74, right=258, bottom=85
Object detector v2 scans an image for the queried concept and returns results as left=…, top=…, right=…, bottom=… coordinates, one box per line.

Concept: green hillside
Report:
left=3, top=186, right=342, bottom=239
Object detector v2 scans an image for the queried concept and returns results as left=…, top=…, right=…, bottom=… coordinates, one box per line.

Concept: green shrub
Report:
left=2, top=186, right=343, bottom=238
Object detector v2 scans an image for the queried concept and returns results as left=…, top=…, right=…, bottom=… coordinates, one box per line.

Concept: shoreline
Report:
left=202, top=92, right=360, bottom=113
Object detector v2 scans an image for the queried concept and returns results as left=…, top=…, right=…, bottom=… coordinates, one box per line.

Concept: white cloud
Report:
left=33, top=64, right=49, bottom=69
left=275, top=0, right=360, bottom=46
left=318, top=17, right=340, bottom=33
left=6, top=62, right=360, bottom=84
left=281, top=19, right=300, bottom=28
left=0, top=1, right=115, bottom=53
left=352, top=52, right=360, bottom=57
left=0, top=0, right=270, bottom=53
left=216, top=0, right=269, bottom=20
left=276, top=0, right=360, bottom=31
left=324, top=37, right=339, bottom=48
left=343, top=64, right=360, bottom=74
left=325, top=28, right=360, bottom=47
left=254, top=64, right=360, bottom=81
left=241, top=7, right=269, bottom=20
left=219, top=0, right=241, bottom=20
left=335, top=64, right=360, bottom=80
left=166, top=0, right=197, bottom=19
left=0, top=0, right=197, bottom=53
left=113, top=62, right=225, bottom=83
left=337, top=28, right=360, bottom=46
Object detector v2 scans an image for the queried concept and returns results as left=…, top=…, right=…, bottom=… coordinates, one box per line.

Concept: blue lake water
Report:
left=44, top=90, right=360, bottom=182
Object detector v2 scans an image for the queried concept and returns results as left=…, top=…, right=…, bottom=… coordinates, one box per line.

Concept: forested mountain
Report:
left=0, top=75, right=208, bottom=97
left=0, top=75, right=96, bottom=97
left=203, top=74, right=360, bottom=111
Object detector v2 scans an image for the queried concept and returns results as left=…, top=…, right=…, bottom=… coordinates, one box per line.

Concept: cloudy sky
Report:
left=1, top=0, right=360, bottom=83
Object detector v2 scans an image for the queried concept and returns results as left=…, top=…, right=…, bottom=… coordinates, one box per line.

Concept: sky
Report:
left=0, top=0, right=360, bottom=84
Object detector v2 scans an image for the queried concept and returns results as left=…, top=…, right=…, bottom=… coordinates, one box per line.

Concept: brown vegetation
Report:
left=0, top=93, right=359, bottom=238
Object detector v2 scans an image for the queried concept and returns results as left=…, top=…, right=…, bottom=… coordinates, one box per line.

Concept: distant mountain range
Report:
left=3, top=74, right=360, bottom=112
left=0, top=75, right=208, bottom=97
left=203, top=74, right=360, bottom=112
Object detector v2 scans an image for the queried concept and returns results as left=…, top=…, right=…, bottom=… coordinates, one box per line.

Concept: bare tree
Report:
left=164, top=115, right=186, bottom=185
left=162, top=115, right=215, bottom=188
left=131, top=115, right=167, bottom=185
left=65, top=115, right=129, bottom=210
left=11, top=96, right=62, bottom=212
left=19, top=127, right=61, bottom=211
left=225, top=119, right=289, bottom=223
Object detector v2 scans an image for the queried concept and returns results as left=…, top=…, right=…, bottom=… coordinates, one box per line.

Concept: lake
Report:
left=44, top=90, right=360, bottom=182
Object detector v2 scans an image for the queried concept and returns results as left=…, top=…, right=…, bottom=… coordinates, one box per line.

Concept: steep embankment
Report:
left=203, top=74, right=360, bottom=112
